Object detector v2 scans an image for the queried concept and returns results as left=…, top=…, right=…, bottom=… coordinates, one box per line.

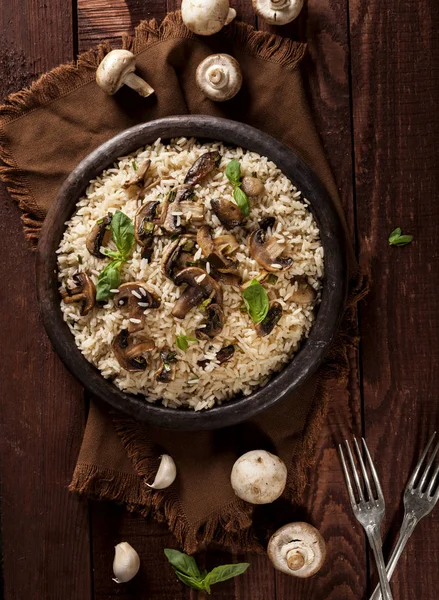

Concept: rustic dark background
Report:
left=0, top=0, right=438, bottom=598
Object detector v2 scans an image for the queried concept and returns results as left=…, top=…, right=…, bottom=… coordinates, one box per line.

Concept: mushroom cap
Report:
left=86, top=213, right=112, bottom=258
left=249, top=228, right=293, bottom=272
left=255, top=301, right=283, bottom=337
left=61, top=272, right=96, bottom=316
left=112, top=329, right=155, bottom=372
left=114, top=282, right=160, bottom=332
left=96, top=49, right=137, bottom=95
left=196, top=54, right=242, bottom=102
left=181, top=0, right=235, bottom=35
left=267, top=522, right=326, bottom=578
left=211, top=198, right=246, bottom=229
left=241, top=176, right=265, bottom=197
left=252, top=0, right=304, bottom=25
left=230, top=450, right=287, bottom=504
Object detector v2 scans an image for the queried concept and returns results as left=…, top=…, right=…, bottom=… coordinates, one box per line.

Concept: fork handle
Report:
left=369, top=513, right=418, bottom=600
left=366, top=526, right=394, bottom=600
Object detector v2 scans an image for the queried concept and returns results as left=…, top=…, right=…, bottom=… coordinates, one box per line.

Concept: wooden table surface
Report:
left=0, top=1, right=438, bottom=598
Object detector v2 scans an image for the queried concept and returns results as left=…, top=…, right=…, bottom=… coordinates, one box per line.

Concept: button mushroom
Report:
left=184, top=151, right=221, bottom=186
left=252, top=0, right=303, bottom=26
left=155, top=349, right=178, bottom=383
left=230, top=450, right=287, bottom=504
left=96, top=49, right=154, bottom=97
left=211, top=198, right=246, bottom=230
left=255, top=301, right=283, bottom=337
left=181, top=0, right=236, bottom=36
left=196, top=54, right=242, bottom=102
left=86, top=213, right=113, bottom=258
left=114, top=282, right=160, bottom=332
left=290, top=276, right=317, bottom=304
left=267, top=522, right=326, bottom=578
left=135, top=201, right=161, bottom=261
left=123, top=159, right=151, bottom=188
left=196, top=303, right=225, bottom=339
left=60, top=272, right=96, bottom=316
left=249, top=226, right=293, bottom=272
left=112, top=329, right=155, bottom=372
left=172, top=267, right=223, bottom=320
left=241, top=176, right=265, bottom=197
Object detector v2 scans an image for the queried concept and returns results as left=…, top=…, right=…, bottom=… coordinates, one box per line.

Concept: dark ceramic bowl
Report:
left=37, top=116, right=347, bottom=430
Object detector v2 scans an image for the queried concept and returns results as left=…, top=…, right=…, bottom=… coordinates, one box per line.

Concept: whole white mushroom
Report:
left=196, top=54, right=242, bottom=102
left=252, top=0, right=303, bottom=26
left=181, top=0, right=237, bottom=36
left=267, top=522, right=326, bottom=578
left=230, top=450, right=287, bottom=504
left=96, top=49, right=154, bottom=97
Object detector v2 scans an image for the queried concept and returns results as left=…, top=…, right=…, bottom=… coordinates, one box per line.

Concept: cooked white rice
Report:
left=57, top=138, right=324, bottom=410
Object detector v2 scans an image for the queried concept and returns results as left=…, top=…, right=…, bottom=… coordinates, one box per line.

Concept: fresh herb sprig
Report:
left=242, top=279, right=269, bottom=323
left=164, top=549, right=249, bottom=594
left=96, top=210, right=135, bottom=301
left=388, top=227, right=414, bottom=247
left=176, top=334, right=198, bottom=351
left=226, top=159, right=250, bottom=216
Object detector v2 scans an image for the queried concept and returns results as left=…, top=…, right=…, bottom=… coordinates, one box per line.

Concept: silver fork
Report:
left=339, top=438, right=393, bottom=600
left=370, top=431, right=439, bottom=600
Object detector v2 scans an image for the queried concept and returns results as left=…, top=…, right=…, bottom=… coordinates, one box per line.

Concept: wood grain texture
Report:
left=351, top=0, right=439, bottom=597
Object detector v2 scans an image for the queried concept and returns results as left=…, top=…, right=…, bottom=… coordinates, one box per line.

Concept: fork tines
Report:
left=407, top=431, right=439, bottom=499
left=339, top=438, right=384, bottom=506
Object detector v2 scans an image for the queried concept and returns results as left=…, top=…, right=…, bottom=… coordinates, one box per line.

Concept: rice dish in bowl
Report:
left=57, top=137, right=324, bottom=411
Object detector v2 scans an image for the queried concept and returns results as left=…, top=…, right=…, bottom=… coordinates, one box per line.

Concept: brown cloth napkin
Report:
left=0, top=12, right=364, bottom=553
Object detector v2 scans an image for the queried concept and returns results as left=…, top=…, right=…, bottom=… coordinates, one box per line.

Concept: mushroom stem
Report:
left=124, top=72, right=154, bottom=97
left=287, top=550, right=306, bottom=571
left=225, top=7, right=237, bottom=24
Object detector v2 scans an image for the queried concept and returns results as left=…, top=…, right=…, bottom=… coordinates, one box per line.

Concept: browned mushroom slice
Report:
left=60, top=272, right=96, bottom=316
left=155, top=349, right=178, bottom=383
left=211, top=198, right=246, bottom=230
left=241, top=176, right=265, bottom=197
left=214, top=233, right=240, bottom=255
left=197, top=225, right=238, bottom=273
left=249, top=228, right=293, bottom=272
left=112, top=329, right=155, bottom=372
left=258, top=216, right=276, bottom=231
left=161, top=185, right=197, bottom=234
left=172, top=267, right=223, bottom=319
left=178, top=201, right=205, bottom=228
left=196, top=303, right=225, bottom=339
left=123, top=159, right=151, bottom=188
left=290, top=276, right=317, bottom=304
left=184, top=151, right=221, bottom=186
left=162, top=236, right=197, bottom=281
left=86, top=213, right=113, bottom=258
left=216, top=344, right=235, bottom=364
left=209, top=265, right=242, bottom=287
left=255, top=302, right=283, bottom=337
left=114, top=282, right=160, bottom=332
left=135, top=200, right=161, bottom=261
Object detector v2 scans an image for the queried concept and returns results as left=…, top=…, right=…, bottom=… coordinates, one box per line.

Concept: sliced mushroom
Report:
left=135, top=201, right=161, bottom=261
left=123, top=159, right=151, bottom=188
left=290, top=277, right=317, bottom=304
left=161, top=185, right=201, bottom=234
left=267, top=522, right=326, bottom=578
left=172, top=267, right=223, bottom=319
left=211, top=198, right=246, bottom=230
left=162, top=236, right=197, bottom=281
left=86, top=214, right=113, bottom=258
left=60, top=272, right=96, bottom=316
left=209, top=265, right=242, bottom=287
left=216, top=344, right=235, bottom=364
left=114, top=282, right=160, bottom=332
left=249, top=227, right=293, bottom=272
left=196, top=303, right=225, bottom=339
left=214, top=233, right=240, bottom=255
left=155, top=349, right=178, bottom=383
left=197, top=224, right=238, bottom=272
left=255, top=301, right=283, bottom=337
left=112, top=329, right=155, bottom=372
left=184, top=151, right=221, bottom=186
left=241, top=176, right=265, bottom=197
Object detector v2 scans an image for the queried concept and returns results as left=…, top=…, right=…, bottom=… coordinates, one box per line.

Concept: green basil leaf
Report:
left=96, top=261, right=122, bottom=301
left=203, top=563, right=250, bottom=587
left=242, top=280, right=269, bottom=323
left=111, top=210, right=135, bottom=259
left=233, top=186, right=250, bottom=217
left=176, top=335, right=188, bottom=351
left=164, top=549, right=201, bottom=579
left=389, top=227, right=401, bottom=243
left=102, top=248, right=122, bottom=260
left=226, top=159, right=241, bottom=186
left=175, top=572, right=206, bottom=592
left=388, top=227, right=413, bottom=246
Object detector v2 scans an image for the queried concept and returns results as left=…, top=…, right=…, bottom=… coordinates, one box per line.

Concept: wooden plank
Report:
left=0, top=1, right=93, bottom=599
left=350, top=0, right=439, bottom=596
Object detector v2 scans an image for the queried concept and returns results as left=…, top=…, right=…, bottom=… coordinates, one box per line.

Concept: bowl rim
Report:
left=36, top=115, right=348, bottom=430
